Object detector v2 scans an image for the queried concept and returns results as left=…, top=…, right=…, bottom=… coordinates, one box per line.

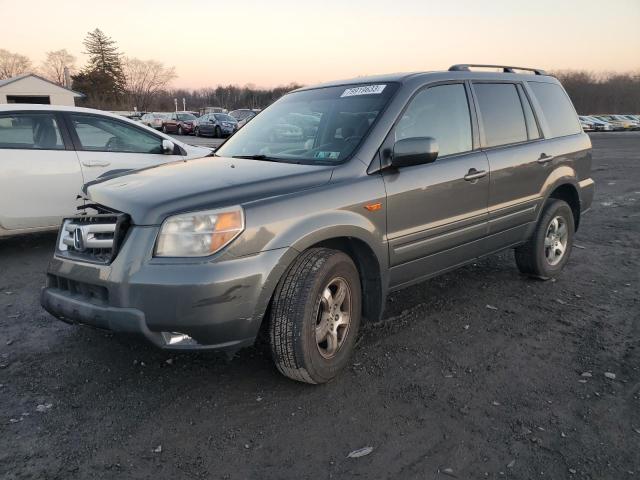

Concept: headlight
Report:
left=155, top=206, right=244, bottom=257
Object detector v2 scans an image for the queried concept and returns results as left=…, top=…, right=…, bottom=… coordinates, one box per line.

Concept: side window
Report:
left=528, top=82, right=582, bottom=138
left=395, top=84, right=472, bottom=157
left=70, top=114, right=163, bottom=154
left=474, top=83, right=528, bottom=147
left=0, top=113, right=65, bottom=150
left=517, top=85, right=541, bottom=140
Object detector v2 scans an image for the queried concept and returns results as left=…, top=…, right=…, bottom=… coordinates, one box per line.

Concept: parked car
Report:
left=620, top=114, right=640, bottom=124
left=199, top=107, right=227, bottom=116
left=0, top=105, right=212, bottom=237
left=194, top=113, right=238, bottom=137
left=594, top=115, right=636, bottom=130
left=581, top=115, right=614, bottom=131
left=162, top=112, right=198, bottom=135
left=578, top=116, right=595, bottom=132
left=141, top=112, right=169, bottom=130
left=40, top=64, right=594, bottom=384
left=229, top=109, right=260, bottom=128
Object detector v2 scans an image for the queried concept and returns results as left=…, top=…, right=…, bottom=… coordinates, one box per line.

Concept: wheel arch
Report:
left=546, top=181, right=581, bottom=231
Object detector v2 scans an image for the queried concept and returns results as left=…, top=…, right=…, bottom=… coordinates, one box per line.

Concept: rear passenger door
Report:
left=383, top=82, right=490, bottom=288
left=0, top=111, right=83, bottom=231
left=471, top=82, right=547, bottom=249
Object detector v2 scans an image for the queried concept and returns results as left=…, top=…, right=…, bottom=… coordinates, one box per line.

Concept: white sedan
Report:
left=0, top=104, right=212, bottom=237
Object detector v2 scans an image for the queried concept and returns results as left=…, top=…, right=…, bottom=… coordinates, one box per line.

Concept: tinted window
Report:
left=474, top=83, right=527, bottom=147
left=177, top=113, right=196, bottom=121
left=517, top=85, right=541, bottom=140
left=0, top=113, right=65, bottom=150
left=215, top=114, right=236, bottom=122
left=70, top=114, right=163, bottom=154
left=395, top=84, right=472, bottom=157
left=528, top=82, right=581, bottom=137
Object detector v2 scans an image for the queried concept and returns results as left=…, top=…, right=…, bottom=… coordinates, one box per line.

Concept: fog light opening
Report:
left=161, top=332, right=198, bottom=346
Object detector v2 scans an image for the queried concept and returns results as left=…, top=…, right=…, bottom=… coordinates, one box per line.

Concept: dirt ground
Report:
left=1, top=133, right=638, bottom=480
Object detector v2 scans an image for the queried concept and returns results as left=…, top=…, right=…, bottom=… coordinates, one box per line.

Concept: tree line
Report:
left=553, top=71, right=640, bottom=115
left=1, top=31, right=638, bottom=114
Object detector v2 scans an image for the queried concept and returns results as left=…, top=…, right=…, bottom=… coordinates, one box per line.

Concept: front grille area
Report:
left=57, top=214, right=130, bottom=264
left=47, top=274, right=109, bottom=305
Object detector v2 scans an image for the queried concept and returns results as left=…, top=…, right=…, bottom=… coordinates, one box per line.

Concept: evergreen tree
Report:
left=72, top=29, right=126, bottom=108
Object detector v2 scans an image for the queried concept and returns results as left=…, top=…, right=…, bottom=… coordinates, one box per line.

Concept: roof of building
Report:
left=0, top=73, right=84, bottom=97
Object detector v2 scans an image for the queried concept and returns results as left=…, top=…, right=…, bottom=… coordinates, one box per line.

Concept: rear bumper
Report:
left=579, top=178, right=595, bottom=213
left=41, top=226, right=298, bottom=352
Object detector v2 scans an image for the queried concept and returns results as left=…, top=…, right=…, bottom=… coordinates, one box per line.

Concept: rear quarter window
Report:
left=528, top=82, right=582, bottom=138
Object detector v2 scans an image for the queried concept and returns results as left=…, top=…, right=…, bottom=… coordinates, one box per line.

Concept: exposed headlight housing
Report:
left=154, top=206, right=244, bottom=257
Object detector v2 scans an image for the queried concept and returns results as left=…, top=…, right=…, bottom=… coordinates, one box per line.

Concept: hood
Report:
left=85, top=156, right=334, bottom=225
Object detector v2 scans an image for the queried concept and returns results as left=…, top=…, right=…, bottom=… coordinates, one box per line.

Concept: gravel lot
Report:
left=170, top=133, right=225, bottom=149
left=1, top=133, right=638, bottom=479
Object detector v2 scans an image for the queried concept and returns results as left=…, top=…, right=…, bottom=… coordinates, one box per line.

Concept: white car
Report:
left=140, top=112, right=169, bottom=130
left=0, top=104, right=212, bottom=237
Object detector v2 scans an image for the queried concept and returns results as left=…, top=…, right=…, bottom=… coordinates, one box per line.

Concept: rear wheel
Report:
left=269, top=248, right=361, bottom=384
left=194, top=127, right=200, bottom=137
left=515, top=199, right=575, bottom=279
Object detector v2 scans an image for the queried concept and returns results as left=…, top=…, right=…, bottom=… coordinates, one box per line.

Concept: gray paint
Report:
left=42, top=70, right=594, bottom=353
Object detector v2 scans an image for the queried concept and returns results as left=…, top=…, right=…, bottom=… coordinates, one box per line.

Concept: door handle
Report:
left=464, top=168, right=487, bottom=182
left=537, top=153, right=554, bottom=164
left=82, top=161, right=111, bottom=167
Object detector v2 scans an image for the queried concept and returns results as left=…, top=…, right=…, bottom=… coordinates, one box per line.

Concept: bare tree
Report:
left=0, top=49, right=32, bottom=79
left=40, top=49, right=77, bottom=86
left=123, top=58, right=177, bottom=111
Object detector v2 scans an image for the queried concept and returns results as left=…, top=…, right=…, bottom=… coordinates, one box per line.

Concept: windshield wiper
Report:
left=231, top=154, right=283, bottom=162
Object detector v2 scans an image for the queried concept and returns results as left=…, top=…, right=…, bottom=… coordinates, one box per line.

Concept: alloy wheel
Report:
left=315, top=277, right=352, bottom=359
left=544, top=215, right=568, bottom=266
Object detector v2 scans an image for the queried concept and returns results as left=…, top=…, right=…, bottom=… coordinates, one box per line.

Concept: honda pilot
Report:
left=41, top=64, right=594, bottom=384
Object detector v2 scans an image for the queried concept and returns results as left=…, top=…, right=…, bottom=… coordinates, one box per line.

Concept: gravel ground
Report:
left=0, top=133, right=638, bottom=479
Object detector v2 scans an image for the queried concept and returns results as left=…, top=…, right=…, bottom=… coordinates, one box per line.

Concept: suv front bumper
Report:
left=41, top=226, right=297, bottom=353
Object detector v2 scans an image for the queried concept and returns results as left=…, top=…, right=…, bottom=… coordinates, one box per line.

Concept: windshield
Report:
left=177, top=113, right=196, bottom=121
left=215, top=114, right=236, bottom=122
left=216, top=83, right=398, bottom=164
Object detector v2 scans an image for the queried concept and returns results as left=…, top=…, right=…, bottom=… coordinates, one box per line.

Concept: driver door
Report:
left=65, top=112, right=183, bottom=183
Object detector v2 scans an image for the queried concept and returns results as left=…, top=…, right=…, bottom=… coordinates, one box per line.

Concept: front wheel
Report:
left=194, top=127, right=200, bottom=137
left=515, top=199, right=575, bottom=279
left=177, top=125, right=183, bottom=135
left=214, top=126, right=222, bottom=138
left=269, top=248, right=362, bottom=384
left=162, top=125, right=167, bottom=134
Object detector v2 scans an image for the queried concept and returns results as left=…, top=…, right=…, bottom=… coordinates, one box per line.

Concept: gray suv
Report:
left=41, top=64, right=594, bottom=384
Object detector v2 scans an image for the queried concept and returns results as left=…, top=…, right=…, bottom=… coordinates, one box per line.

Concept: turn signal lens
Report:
left=155, top=206, right=244, bottom=257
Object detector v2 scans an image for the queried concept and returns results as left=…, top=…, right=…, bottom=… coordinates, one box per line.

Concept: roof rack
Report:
left=449, top=64, right=547, bottom=75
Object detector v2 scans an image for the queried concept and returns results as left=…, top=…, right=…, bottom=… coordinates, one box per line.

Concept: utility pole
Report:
left=183, top=98, right=186, bottom=112
left=174, top=98, right=177, bottom=112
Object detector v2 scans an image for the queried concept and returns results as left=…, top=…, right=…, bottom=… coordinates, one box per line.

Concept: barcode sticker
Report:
left=340, top=84, right=386, bottom=97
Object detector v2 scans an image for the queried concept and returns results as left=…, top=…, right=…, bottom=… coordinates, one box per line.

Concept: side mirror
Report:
left=162, top=139, right=175, bottom=154
left=391, top=137, right=438, bottom=168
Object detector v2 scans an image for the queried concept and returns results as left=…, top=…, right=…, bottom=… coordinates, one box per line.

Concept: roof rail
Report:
left=449, top=64, right=547, bottom=75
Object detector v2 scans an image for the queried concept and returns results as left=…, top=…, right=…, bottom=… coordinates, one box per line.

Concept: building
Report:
left=0, top=74, right=83, bottom=106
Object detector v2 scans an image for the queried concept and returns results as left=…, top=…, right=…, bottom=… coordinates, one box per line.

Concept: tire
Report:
left=515, top=199, right=575, bottom=279
left=162, top=125, right=167, bottom=134
left=178, top=125, right=183, bottom=135
left=269, top=248, right=362, bottom=384
left=194, top=127, right=200, bottom=137
left=214, top=126, right=222, bottom=138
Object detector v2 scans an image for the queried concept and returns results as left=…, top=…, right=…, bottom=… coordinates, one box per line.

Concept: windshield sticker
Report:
left=340, top=84, right=386, bottom=98
left=314, top=151, right=341, bottom=160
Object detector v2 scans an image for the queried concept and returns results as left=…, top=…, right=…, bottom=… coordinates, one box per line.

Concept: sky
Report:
left=1, top=0, right=638, bottom=89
